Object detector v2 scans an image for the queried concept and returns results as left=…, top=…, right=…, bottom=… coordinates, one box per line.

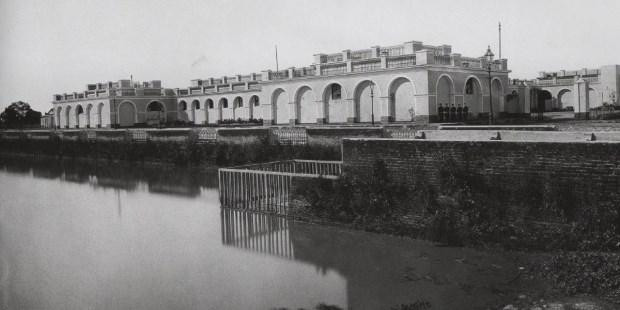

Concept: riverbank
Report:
left=289, top=159, right=620, bottom=309
left=0, top=136, right=340, bottom=167
left=2, top=154, right=618, bottom=309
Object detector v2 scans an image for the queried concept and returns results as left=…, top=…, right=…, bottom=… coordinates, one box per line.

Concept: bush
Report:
left=293, top=157, right=620, bottom=251
left=540, top=251, right=620, bottom=302
left=0, top=136, right=340, bottom=167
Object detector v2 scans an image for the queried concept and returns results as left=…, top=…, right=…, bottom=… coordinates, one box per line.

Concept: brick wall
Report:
left=342, top=138, right=620, bottom=197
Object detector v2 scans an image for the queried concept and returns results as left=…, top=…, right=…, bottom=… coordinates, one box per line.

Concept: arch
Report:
left=191, top=99, right=200, bottom=123
left=233, top=96, right=243, bottom=120
left=85, top=104, right=93, bottom=127
left=206, top=99, right=216, bottom=124
left=537, top=90, right=553, bottom=112
left=557, top=89, right=574, bottom=111
left=146, top=101, right=166, bottom=126
left=353, top=80, right=381, bottom=123
left=388, top=77, right=416, bottom=122
left=118, top=101, right=137, bottom=127
left=219, top=97, right=230, bottom=121
left=97, top=102, right=104, bottom=127
left=463, top=76, right=483, bottom=114
left=293, top=86, right=316, bottom=124
left=491, top=78, right=503, bottom=114
left=249, top=95, right=260, bottom=120
left=56, top=107, right=62, bottom=129
left=271, top=88, right=289, bottom=124
left=65, top=105, right=72, bottom=128
left=322, top=82, right=347, bottom=123
left=436, top=74, right=455, bottom=114
left=75, top=104, right=84, bottom=128
left=178, top=100, right=189, bottom=122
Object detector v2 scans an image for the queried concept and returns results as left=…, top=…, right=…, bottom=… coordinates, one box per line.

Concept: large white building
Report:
left=52, top=40, right=517, bottom=128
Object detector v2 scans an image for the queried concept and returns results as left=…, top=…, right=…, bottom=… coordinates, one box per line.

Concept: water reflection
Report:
left=220, top=208, right=530, bottom=310
left=0, top=166, right=347, bottom=310
left=0, top=155, right=218, bottom=196
left=221, top=208, right=295, bottom=259
left=0, top=156, right=530, bottom=310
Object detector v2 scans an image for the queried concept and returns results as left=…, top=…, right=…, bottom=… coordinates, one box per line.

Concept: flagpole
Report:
left=275, top=45, right=279, bottom=72
left=498, top=22, right=502, bottom=59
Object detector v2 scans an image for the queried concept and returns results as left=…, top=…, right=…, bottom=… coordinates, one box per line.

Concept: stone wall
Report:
left=342, top=138, right=620, bottom=197
left=306, top=127, right=383, bottom=147
left=217, top=128, right=270, bottom=144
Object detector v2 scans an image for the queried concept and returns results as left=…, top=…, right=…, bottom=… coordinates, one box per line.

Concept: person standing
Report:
left=463, top=104, right=469, bottom=121
left=450, top=104, right=457, bottom=122
left=438, top=104, right=444, bottom=122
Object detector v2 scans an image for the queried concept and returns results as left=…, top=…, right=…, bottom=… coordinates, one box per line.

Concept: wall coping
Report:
left=343, top=136, right=620, bottom=144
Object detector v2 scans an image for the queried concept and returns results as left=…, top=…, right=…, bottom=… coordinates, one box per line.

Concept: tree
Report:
left=0, top=101, right=42, bottom=129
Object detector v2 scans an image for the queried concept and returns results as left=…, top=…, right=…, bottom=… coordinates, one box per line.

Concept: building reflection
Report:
left=0, top=155, right=218, bottom=196
left=218, top=208, right=521, bottom=310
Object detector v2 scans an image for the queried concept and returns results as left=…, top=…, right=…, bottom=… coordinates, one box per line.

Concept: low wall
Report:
left=438, top=125, right=557, bottom=131
left=217, top=128, right=270, bottom=145
left=342, top=138, right=620, bottom=200
left=306, top=127, right=383, bottom=147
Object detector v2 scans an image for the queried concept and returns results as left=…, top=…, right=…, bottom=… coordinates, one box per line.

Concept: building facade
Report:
left=40, top=108, right=55, bottom=128
left=52, top=80, right=177, bottom=128
left=177, top=40, right=511, bottom=126
left=50, top=40, right=517, bottom=128
left=528, top=65, right=619, bottom=117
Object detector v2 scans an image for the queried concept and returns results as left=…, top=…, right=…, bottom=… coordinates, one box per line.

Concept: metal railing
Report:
left=218, top=160, right=342, bottom=214
left=233, top=160, right=342, bottom=176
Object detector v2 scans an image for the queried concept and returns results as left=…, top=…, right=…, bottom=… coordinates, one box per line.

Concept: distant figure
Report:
left=463, top=105, right=469, bottom=121
left=457, top=105, right=463, bottom=121
left=443, top=104, right=450, bottom=122
left=450, top=104, right=457, bottom=122
left=438, top=104, right=444, bottom=122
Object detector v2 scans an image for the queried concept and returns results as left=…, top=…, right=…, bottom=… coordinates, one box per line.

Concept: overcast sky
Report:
left=1, top=0, right=619, bottom=112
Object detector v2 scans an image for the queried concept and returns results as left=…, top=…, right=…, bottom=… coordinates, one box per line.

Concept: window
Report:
left=193, top=101, right=200, bottom=110
left=331, top=84, right=342, bottom=100
left=221, top=99, right=228, bottom=108
left=207, top=100, right=214, bottom=109
left=253, top=96, right=260, bottom=106
left=236, top=98, right=243, bottom=108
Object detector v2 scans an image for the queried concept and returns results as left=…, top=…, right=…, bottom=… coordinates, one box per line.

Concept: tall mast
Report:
left=275, top=45, right=279, bottom=72
left=498, top=22, right=502, bottom=59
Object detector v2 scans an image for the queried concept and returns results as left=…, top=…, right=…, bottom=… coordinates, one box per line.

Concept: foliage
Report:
left=0, top=101, right=42, bottom=129
left=294, top=160, right=411, bottom=227
left=293, top=157, right=620, bottom=251
left=0, top=136, right=340, bottom=167
left=539, top=252, right=620, bottom=303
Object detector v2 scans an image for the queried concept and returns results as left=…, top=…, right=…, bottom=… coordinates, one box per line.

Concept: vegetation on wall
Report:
left=294, top=159, right=620, bottom=252
left=0, top=136, right=340, bottom=167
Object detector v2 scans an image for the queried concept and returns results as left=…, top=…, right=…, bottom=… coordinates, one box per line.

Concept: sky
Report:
left=1, top=0, right=619, bottom=112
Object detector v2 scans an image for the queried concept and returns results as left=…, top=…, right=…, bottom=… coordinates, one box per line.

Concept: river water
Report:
left=0, top=157, right=527, bottom=310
